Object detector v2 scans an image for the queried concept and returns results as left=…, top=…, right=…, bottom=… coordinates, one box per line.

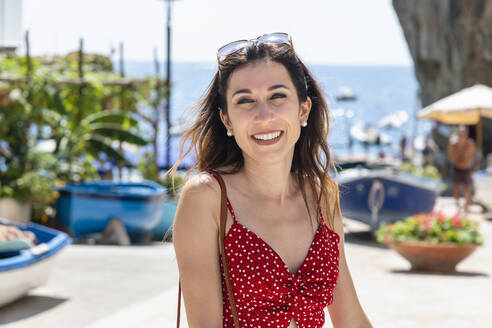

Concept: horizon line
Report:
left=123, top=59, right=414, bottom=68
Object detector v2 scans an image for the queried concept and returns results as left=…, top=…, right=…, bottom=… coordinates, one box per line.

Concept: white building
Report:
left=0, top=0, right=23, bottom=53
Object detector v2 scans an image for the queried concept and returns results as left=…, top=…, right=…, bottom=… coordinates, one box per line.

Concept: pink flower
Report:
left=452, top=211, right=462, bottom=221
left=451, top=218, right=463, bottom=228
left=384, top=236, right=391, bottom=246
left=423, top=221, right=432, bottom=231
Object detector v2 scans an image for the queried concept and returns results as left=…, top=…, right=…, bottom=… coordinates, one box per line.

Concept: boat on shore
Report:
left=337, top=168, right=441, bottom=229
left=334, top=154, right=401, bottom=171
left=0, top=218, right=71, bottom=307
left=56, top=181, right=167, bottom=242
left=151, top=198, right=177, bottom=241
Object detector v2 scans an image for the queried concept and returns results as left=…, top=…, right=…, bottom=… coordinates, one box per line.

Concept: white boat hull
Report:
left=0, top=219, right=71, bottom=308
left=0, top=255, right=58, bottom=307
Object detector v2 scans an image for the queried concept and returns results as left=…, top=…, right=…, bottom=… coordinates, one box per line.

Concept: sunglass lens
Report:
left=217, top=40, right=248, bottom=61
left=258, top=33, right=290, bottom=44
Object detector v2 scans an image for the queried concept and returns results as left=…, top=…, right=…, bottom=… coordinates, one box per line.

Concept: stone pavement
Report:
left=0, top=197, right=491, bottom=328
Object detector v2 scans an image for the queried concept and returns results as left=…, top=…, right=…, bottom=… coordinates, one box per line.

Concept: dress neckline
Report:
left=225, top=219, right=324, bottom=277
left=224, top=197, right=332, bottom=277
left=209, top=170, right=339, bottom=277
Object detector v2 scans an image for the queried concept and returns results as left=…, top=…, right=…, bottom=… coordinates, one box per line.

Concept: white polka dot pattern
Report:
left=219, top=197, right=341, bottom=328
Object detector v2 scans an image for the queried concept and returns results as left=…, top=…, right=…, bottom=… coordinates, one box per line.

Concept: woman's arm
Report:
left=325, top=193, right=373, bottom=328
left=173, top=173, right=223, bottom=328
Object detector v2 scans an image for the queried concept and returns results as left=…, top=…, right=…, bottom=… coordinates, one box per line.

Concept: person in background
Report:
left=399, top=135, right=407, bottom=161
left=422, top=134, right=437, bottom=167
left=447, top=125, right=476, bottom=213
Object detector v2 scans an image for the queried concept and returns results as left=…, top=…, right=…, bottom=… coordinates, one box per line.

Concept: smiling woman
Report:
left=170, top=33, right=373, bottom=328
left=220, top=60, right=311, bottom=164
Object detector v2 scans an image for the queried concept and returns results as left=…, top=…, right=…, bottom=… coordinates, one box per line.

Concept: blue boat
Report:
left=56, top=181, right=167, bottom=242
left=0, top=218, right=71, bottom=307
left=152, top=199, right=177, bottom=241
left=337, top=168, right=441, bottom=229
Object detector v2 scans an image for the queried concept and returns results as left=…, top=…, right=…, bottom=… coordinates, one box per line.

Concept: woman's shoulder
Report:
left=180, top=171, right=221, bottom=206
left=174, top=171, right=222, bottom=227
left=181, top=166, right=237, bottom=196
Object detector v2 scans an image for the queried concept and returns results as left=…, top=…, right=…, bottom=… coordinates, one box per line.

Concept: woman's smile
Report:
left=251, top=130, right=284, bottom=145
left=221, top=60, right=310, bottom=164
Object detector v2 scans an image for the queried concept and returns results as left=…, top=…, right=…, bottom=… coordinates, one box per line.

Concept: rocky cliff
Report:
left=393, top=0, right=492, bottom=107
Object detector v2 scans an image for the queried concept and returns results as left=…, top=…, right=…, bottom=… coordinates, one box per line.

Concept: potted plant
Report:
left=399, top=162, right=442, bottom=182
left=376, top=211, right=484, bottom=272
left=0, top=53, right=153, bottom=226
left=0, top=84, right=35, bottom=224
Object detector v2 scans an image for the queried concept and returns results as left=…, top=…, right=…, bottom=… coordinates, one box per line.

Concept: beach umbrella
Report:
left=417, top=83, right=492, bottom=149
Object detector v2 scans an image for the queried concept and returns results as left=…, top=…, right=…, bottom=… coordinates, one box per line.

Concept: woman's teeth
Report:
left=253, top=131, right=282, bottom=140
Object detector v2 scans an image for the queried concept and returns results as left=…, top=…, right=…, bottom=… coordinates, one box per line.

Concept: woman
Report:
left=171, top=33, right=372, bottom=328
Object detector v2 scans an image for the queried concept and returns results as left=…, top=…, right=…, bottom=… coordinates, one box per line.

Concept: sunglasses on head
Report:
left=216, top=32, right=293, bottom=63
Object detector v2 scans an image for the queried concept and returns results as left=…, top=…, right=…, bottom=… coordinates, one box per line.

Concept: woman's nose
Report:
left=255, top=101, right=274, bottom=121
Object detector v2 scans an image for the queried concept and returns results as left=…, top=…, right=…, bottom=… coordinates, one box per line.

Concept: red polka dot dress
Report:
left=210, top=172, right=341, bottom=328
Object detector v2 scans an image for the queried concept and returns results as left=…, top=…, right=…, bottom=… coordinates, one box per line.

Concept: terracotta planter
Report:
left=0, top=198, right=32, bottom=225
left=390, top=241, right=478, bottom=273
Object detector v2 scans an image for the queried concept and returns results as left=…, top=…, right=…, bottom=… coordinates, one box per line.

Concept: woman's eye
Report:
left=271, top=93, right=286, bottom=99
left=237, top=98, right=254, bottom=104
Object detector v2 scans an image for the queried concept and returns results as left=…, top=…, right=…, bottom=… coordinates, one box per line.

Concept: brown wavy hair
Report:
left=169, top=41, right=339, bottom=230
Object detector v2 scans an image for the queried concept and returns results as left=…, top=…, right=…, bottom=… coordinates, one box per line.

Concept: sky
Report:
left=19, top=0, right=412, bottom=66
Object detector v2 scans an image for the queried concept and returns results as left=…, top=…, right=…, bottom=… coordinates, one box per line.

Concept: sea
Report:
left=123, top=62, right=433, bottom=169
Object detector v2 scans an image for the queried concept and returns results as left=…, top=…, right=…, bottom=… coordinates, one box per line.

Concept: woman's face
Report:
left=220, top=60, right=311, bottom=165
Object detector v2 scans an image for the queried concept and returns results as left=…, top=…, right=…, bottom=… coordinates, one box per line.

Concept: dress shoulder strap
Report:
left=207, top=170, right=237, bottom=223
left=207, top=170, right=241, bottom=328
left=176, top=170, right=241, bottom=328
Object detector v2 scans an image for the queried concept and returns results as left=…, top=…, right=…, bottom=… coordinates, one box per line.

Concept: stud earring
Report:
left=227, top=130, right=233, bottom=136
left=301, top=120, right=308, bottom=127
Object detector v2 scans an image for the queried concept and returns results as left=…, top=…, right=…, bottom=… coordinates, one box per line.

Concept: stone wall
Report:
left=393, top=0, right=492, bottom=107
